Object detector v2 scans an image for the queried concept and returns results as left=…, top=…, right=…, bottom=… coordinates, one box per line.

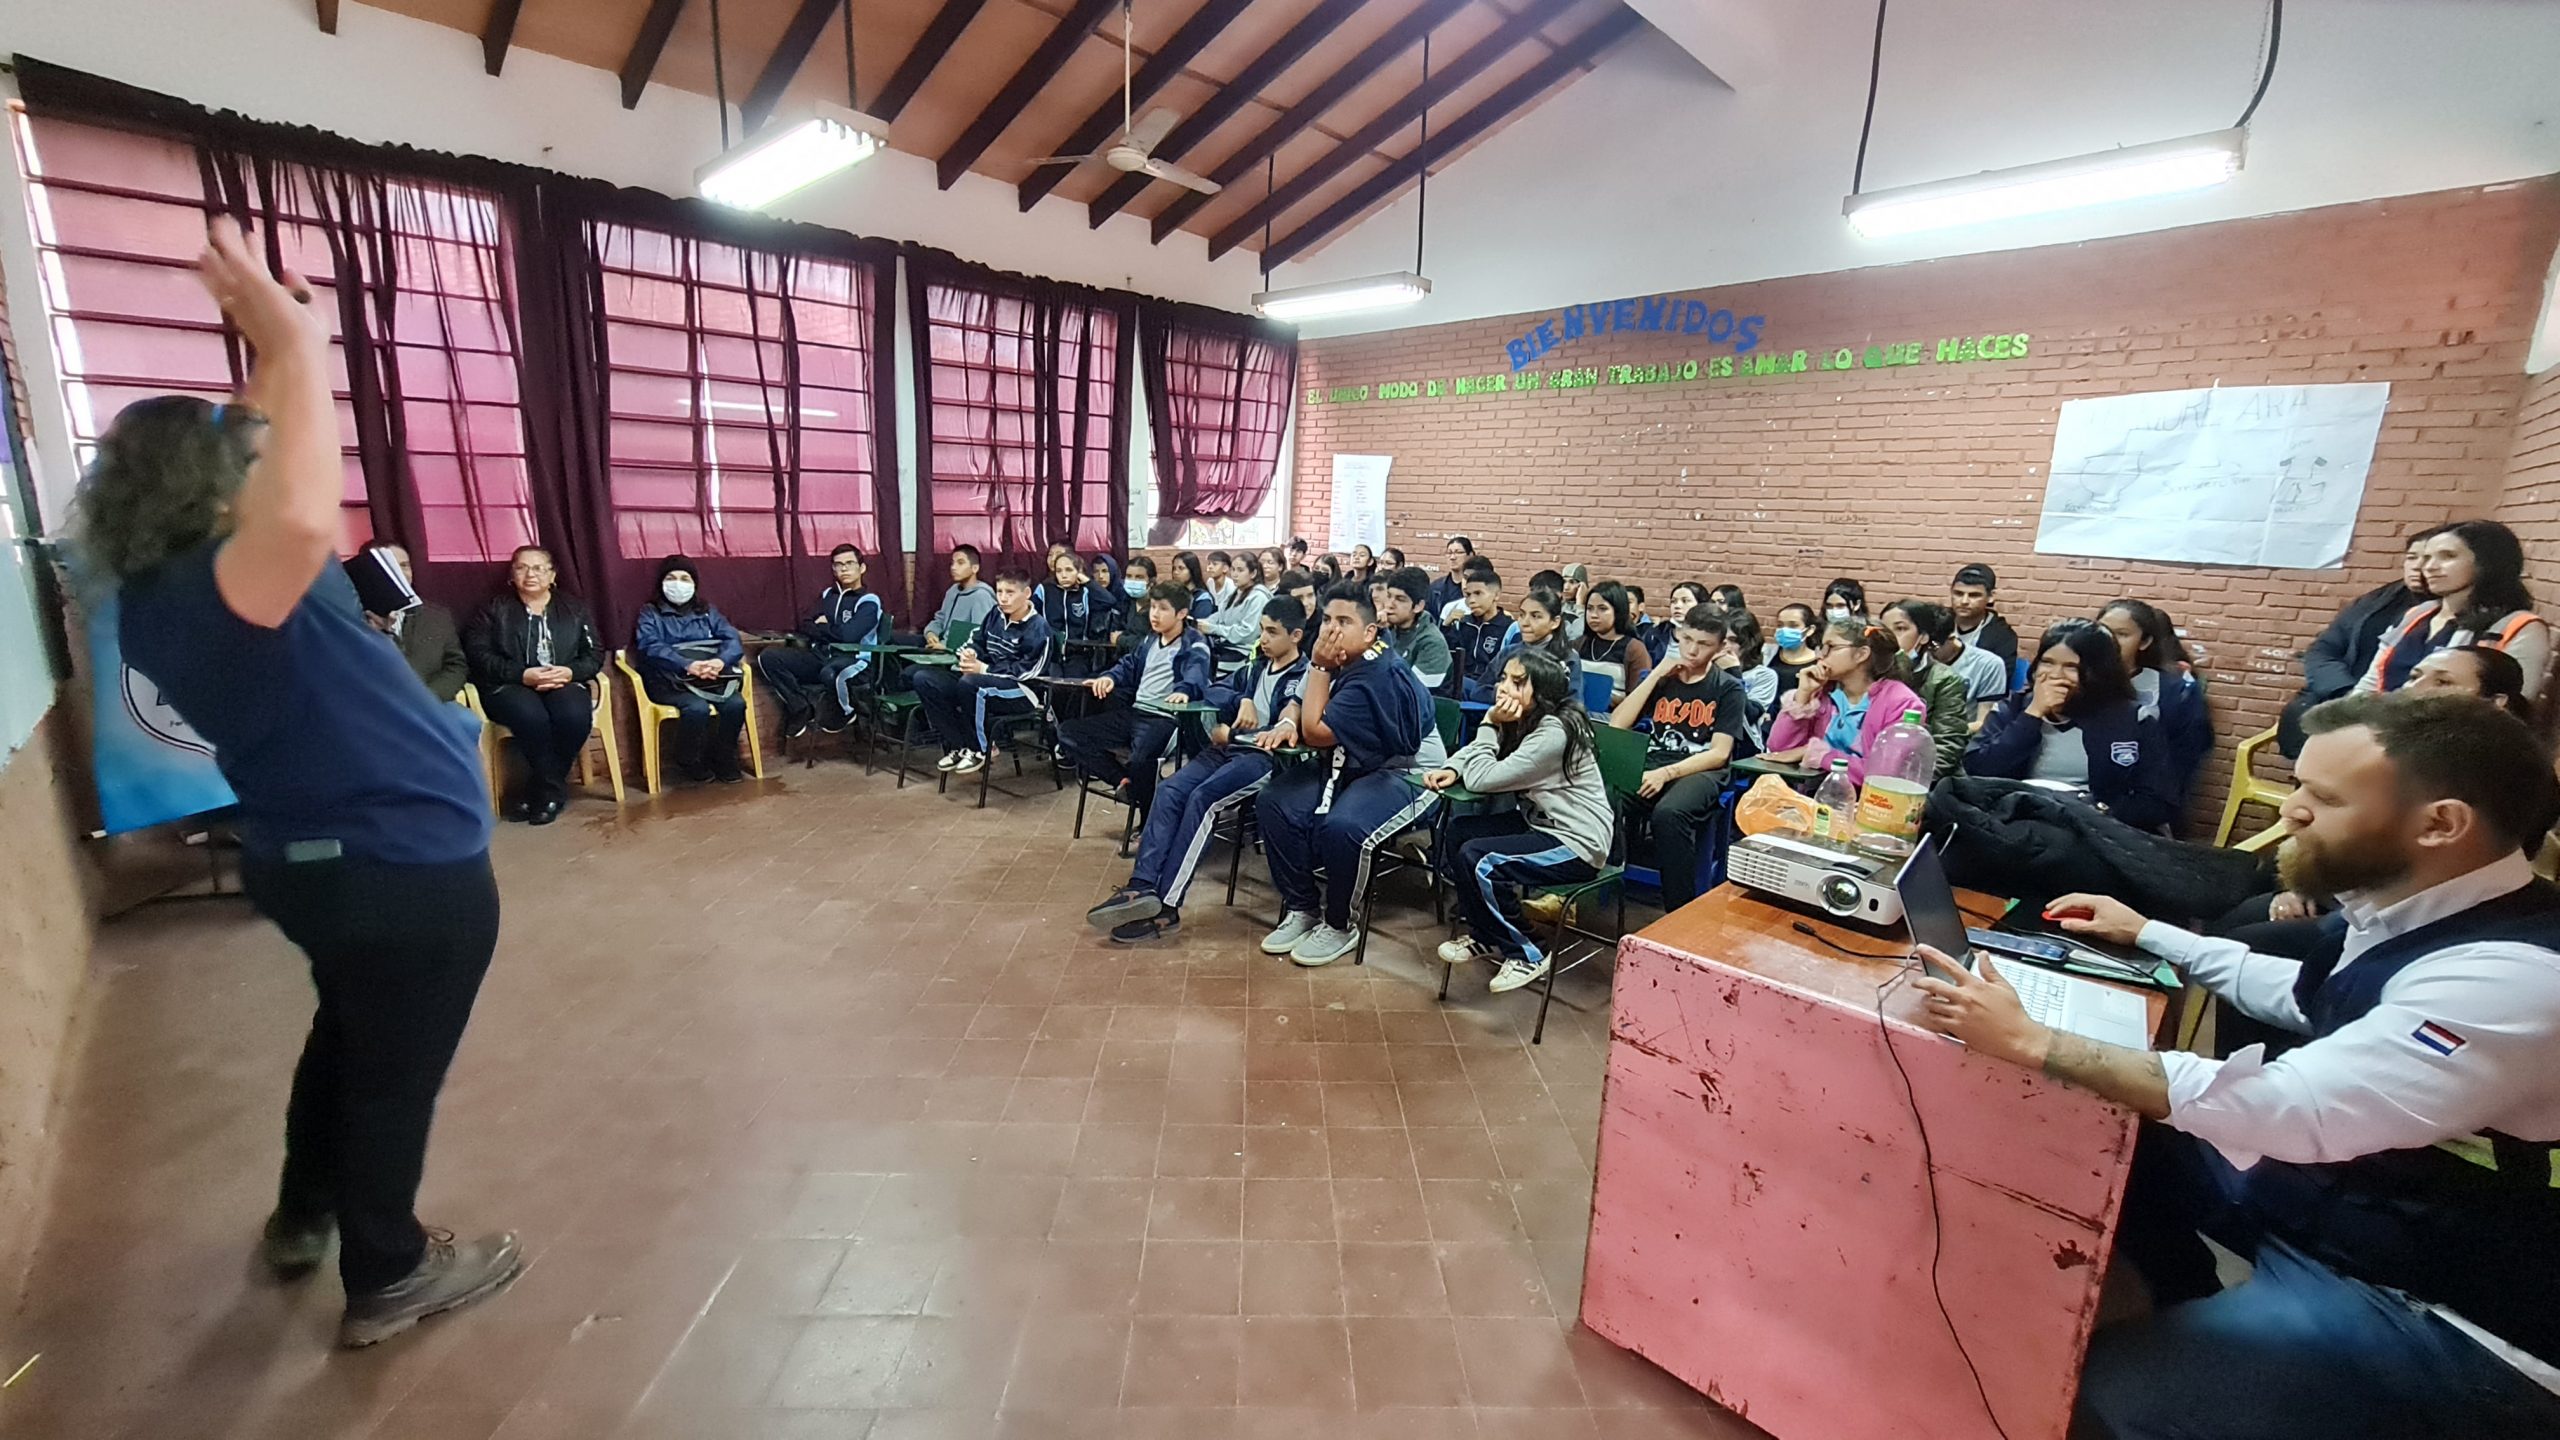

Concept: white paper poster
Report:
left=1328, top=453, right=1391, bottom=554
left=2035, top=383, right=2389, bottom=569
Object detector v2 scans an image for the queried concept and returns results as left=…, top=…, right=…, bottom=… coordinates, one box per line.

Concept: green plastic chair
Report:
left=1433, top=697, right=1463, bottom=755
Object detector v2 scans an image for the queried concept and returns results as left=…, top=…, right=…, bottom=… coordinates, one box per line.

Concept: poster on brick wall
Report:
left=2036, top=383, right=2388, bottom=569
left=1328, top=454, right=1390, bottom=554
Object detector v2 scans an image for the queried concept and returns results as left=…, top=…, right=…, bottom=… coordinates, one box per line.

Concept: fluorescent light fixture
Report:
left=1252, top=271, right=1432, bottom=322
left=697, top=103, right=888, bottom=211
left=1843, top=128, right=2246, bottom=240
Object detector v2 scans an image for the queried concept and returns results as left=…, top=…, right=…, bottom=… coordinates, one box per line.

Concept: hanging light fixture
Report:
left=697, top=0, right=890, bottom=211
left=1840, top=0, right=2277, bottom=239
left=1252, top=32, right=1436, bottom=322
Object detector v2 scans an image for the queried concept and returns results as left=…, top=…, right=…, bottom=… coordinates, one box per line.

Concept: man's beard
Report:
left=2278, top=827, right=2409, bottom=899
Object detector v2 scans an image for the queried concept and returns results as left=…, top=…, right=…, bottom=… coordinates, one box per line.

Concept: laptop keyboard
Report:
left=2001, top=960, right=2072, bottom=1029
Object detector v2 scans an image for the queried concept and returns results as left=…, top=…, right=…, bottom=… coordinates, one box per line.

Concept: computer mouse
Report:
left=2044, top=903, right=2096, bottom=922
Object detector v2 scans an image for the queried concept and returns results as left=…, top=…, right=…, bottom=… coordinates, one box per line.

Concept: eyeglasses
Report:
left=1820, top=641, right=1862, bottom=656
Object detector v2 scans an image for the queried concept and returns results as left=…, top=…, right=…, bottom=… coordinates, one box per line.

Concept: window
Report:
left=916, top=273, right=1125, bottom=558
left=594, top=225, right=883, bottom=562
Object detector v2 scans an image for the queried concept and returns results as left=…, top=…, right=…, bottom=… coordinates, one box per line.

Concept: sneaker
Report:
left=1110, top=909, right=1181, bottom=944
left=336, top=1229, right=523, bottom=1348
left=1290, top=924, right=1361, bottom=968
left=1436, top=938, right=1494, bottom=966
left=260, top=1210, right=333, bottom=1278
left=1260, top=911, right=1320, bottom=954
left=1087, top=886, right=1161, bottom=931
left=1488, top=955, right=1552, bottom=994
left=935, top=750, right=965, bottom=772
left=782, top=714, right=813, bottom=740
left=817, top=711, right=855, bottom=734
left=952, top=750, right=988, bottom=775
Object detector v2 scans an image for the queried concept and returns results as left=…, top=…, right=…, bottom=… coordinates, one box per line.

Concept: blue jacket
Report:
left=1425, top=573, right=1465, bottom=620
left=1041, top=580, right=1124, bottom=661
left=1964, top=694, right=2183, bottom=833
left=1103, top=625, right=1214, bottom=701
left=635, top=603, right=742, bottom=676
left=960, top=606, right=1052, bottom=693
left=1186, top=588, right=1218, bottom=621
left=1210, top=652, right=1309, bottom=730
left=1449, top=610, right=1520, bottom=700
left=2145, top=669, right=2214, bottom=809
left=1321, top=647, right=1435, bottom=779
left=802, top=585, right=886, bottom=679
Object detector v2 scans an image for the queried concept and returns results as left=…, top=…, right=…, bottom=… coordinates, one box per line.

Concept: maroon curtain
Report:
left=906, top=247, right=1134, bottom=579
left=1138, top=300, right=1295, bottom=539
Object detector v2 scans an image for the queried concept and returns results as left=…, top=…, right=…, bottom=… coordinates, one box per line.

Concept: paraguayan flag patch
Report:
left=2109, top=741, right=2140, bottom=767
left=2411, top=1021, right=2467, bottom=1056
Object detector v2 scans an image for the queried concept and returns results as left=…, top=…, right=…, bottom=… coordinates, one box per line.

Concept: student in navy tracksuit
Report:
left=1042, top=550, right=1125, bottom=680
left=634, top=554, right=748, bottom=783
left=2100, top=598, right=2216, bottom=824
left=1448, top=566, right=1519, bottom=700
left=1085, top=595, right=1313, bottom=944
left=1965, top=618, right=2183, bottom=833
left=1256, top=583, right=1448, bottom=968
left=1061, top=582, right=1213, bottom=814
left=756, top=543, right=887, bottom=736
left=912, top=571, right=1050, bottom=774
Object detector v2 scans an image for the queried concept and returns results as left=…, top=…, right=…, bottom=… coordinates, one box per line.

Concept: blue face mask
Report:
left=1123, top=578, right=1147, bottom=597
left=1774, top=626, right=1805, bottom=651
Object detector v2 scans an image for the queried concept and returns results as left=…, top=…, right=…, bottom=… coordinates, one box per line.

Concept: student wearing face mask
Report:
left=1821, top=578, right=1869, bottom=628
left=1116, top=555, right=1160, bottom=644
left=1767, top=603, right=1822, bottom=696
left=1880, top=599, right=1976, bottom=779
left=634, top=556, right=747, bottom=784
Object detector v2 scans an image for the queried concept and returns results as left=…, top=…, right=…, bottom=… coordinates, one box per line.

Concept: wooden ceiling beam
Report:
left=1204, top=0, right=1573, bottom=260
left=741, top=0, right=845, bottom=131
left=935, top=0, right=1121, bottom=191
left=317, top=0, right=341, bottom=35
left=1015, top=0, right=1258, bottom=214
left=1263, top=6, right=1643, bottom=269
left=1130, top=0, right=1472, bottom=238
left=481, top=0, right=524, bottom=77
left=872, top=0, right=989, bottom=123
left=619, top=0, right=688, bottom=109
left=1085, top=0, right=1372, bottom=231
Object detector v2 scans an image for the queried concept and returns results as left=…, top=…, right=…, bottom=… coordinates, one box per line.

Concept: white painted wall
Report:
left=1275, top=0, right=2560, bottom=338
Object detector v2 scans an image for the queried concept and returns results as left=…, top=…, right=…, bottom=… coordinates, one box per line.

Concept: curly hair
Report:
left=73, top=396, right=258, bottom=584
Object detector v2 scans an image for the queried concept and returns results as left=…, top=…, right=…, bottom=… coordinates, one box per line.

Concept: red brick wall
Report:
left=1291, top=181, right=2560, bottom=827
left=2501, top=365, right=2560, bottom=597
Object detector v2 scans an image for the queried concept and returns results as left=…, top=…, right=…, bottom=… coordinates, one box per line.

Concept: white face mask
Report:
left=662, top=577, right=696, bottom=605
left=1826, top=606, right=1851, bottom=622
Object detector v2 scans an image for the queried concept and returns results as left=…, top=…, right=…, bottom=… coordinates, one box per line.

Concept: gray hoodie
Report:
left=1446, top=713, right=1613, bottom=869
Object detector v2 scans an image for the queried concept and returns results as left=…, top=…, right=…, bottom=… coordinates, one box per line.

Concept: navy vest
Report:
left=2246, top=876, right=2560, bottom=1362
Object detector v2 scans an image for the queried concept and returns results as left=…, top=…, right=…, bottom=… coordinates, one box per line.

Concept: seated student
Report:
left=1033, top=540, right=1072, bottom=604
left=1498, top=584, right=1583, bottom=700
left=1441, top=553, right=1495, bottom=626
left=911, top=570, right=1050, bottom=775
left=1949, top=562, right=2019, bottom=666
left=1255, top=583, right=1447, bottom=968
left=1917, top=603, right=2011, bottom=728
left=1557, top=563, right=1591, bottom=643
left=1346, top=543, right=1377, bottom=586
left=1715, top=607, right=1780, bottom=743
left=1767, top=603, right=1822, bottom=695
left=1202, top=552, right=1273, bottom=654
left=2358, top=519, right=2551, bottom=699
left=1313, top=553, right=1345, bottom=586
left=1086, top=596, right=1312, bottom=944
left=1114, top=554, right=1160, bottom=642
left=1626, top=585, right=1666, bottom=663
left=1061, top=581, right=1213, bottom=812
left=1448, top=565, right=1519, bottom=700
left=1427, top=535, right=1475, bottom=619
left=1204, top=550, right=1236, bottom=609
left=1918, top=694, right=2560, bottom=1440
left=2408, top=643, right=2535, bottom=720
left=1275, top=567, right=1321, bottom=654
left=756, top=543, right=886, bottom=737
left=1880, top=599, right=1978, bottom=780
left=1964, top=618, right=2180, bottom=832
left=465, top=544, right=602, bottom=822
left=1286, top=535, right=1310, bottom=571
left=2279, top=526, right=2436, bottom=755
left=1708, top=583, right=1746, bottom=613
left=1259, top=546, right=1286, bottom=588
left=1426, top=650, right=1614, bottom=994
left=1088, top=550, right=1124, bottom=600
left=1610, top=606, right=1755, bottom=911
left=2100, top=598, right=2215, bottom=808
left=1171, top=550, right=1220, bottom=620
left=1821, top=577, right=1870, bottom=628
left=633, top=555, right=747, bottom=784
left=1764, top=619, right=1924, bottom=786
left=1378, top=565, right=1454, bottom=691
left=1381, top=546, right=1407, bottom=573
left=1576, top=581, right=1653, bottom=702
left=361, top=542, right=466, bottom=703
left=923, top=544, right=997, bottom=650
left=1041, top=548, right=1124, bottom=679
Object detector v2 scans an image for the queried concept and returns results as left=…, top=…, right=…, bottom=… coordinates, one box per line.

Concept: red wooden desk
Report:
left=1579, top=886, right=2167, bottom=1440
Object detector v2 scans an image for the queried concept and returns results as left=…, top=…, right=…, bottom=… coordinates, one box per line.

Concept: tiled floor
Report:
left=0, top=752, right=1763, bottom=1439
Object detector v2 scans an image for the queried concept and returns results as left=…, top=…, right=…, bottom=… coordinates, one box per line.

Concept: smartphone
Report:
left=1967, top=929, right=2075, bottom=964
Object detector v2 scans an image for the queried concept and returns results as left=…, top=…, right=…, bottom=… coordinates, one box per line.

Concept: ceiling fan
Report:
left=1027, top=0, right=1221, bottom=196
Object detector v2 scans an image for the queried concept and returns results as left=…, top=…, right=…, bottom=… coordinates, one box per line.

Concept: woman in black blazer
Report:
left=463, top=545, right=603, bottom=824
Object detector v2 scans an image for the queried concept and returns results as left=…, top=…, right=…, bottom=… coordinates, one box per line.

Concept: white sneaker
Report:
left=952, top=750, right=987, bottom=774
left=1260, top=911, right=1320, bottom=955
left=1488, top=955, right=1552, bottom=994
left=1436, top=938, right=1492, bottom=966
left=1290, top=924, right=1361, bottom=968
left=934, top=750, right=964, bottom=772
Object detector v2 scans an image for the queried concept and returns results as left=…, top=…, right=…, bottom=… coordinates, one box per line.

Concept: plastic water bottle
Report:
left=1856, top=707, right=1935, bottom=849
left=1813, top=757, right=1858, bottom=844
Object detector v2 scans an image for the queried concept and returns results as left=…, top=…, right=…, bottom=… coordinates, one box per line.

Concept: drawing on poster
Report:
left=1329, top=454, right=1391, bottom=554
left=2035, top=383, right=2388, bottom=569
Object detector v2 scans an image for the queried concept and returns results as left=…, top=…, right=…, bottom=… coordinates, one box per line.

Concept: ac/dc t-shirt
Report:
left=1641, top=665, right=1755, bottom=765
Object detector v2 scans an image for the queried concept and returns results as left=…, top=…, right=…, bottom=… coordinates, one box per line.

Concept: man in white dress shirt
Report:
left=1916, top=691, right=2560, bottom=1439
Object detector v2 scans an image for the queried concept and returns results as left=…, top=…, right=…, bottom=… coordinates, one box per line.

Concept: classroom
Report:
left=1, top=2, right=2557, bottom=1438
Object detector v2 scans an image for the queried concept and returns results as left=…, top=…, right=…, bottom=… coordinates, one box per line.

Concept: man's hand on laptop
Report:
left=1913, top=948, right=2047, bottom=1067
left=2042, top=893, right=2148, bottom=947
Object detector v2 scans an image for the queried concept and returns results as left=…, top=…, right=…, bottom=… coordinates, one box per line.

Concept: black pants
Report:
left=645, top=676, right=745, bottom=779
left=244, top=851, right=500, bottom=1295
left=756, top=647, right=867, bottom=727
left=1438, top=811, right=1600, bottom=962
left=478, top=682, right=593, bottom=805
left=911, top=667, right=1036, bottom=753
left=1630, top=770, right=1727, bottom=910
left=1058, top=704, right=1181, bottom=813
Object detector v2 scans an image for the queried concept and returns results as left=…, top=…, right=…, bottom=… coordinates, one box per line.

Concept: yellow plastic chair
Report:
left=614, top=649, right=765, bottom=794
left=457, top=676, right=627, bottom=810
left=2212, top=724, right=2292, bottom=847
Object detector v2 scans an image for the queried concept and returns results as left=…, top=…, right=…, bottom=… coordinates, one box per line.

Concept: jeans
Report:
left=756, top=646, right=869, bottom=727
left=478, top=681, right=593, bottom=805
left=645, top=674, right=745, bottom=778
left=1438, top=811, right=1599, bottom=963
left=244, top=852, right=499, bottom=1294
left=1631, top=770, right=1727, bottom=910
left=1058, top=704, right=1183, bottom=813
left=1127, top=748, right=1272, bottom=908
left=911, top=667, right=1037, bottom=753
left=1256, top=767, right=1441, bottom=929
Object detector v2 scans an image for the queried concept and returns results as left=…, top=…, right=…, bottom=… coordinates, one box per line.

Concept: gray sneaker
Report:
left=261, top=1210, right=333, bottom=1278
left=337, top=1229, right=523, bottom=1348
left=1290, top=923, right=1361, bottom=968
left=1260, top=911, right=1320, bottom=955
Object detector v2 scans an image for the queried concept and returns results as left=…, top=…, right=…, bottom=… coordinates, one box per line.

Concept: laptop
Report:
left=1893, top=834, right=2152, bottom=1050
